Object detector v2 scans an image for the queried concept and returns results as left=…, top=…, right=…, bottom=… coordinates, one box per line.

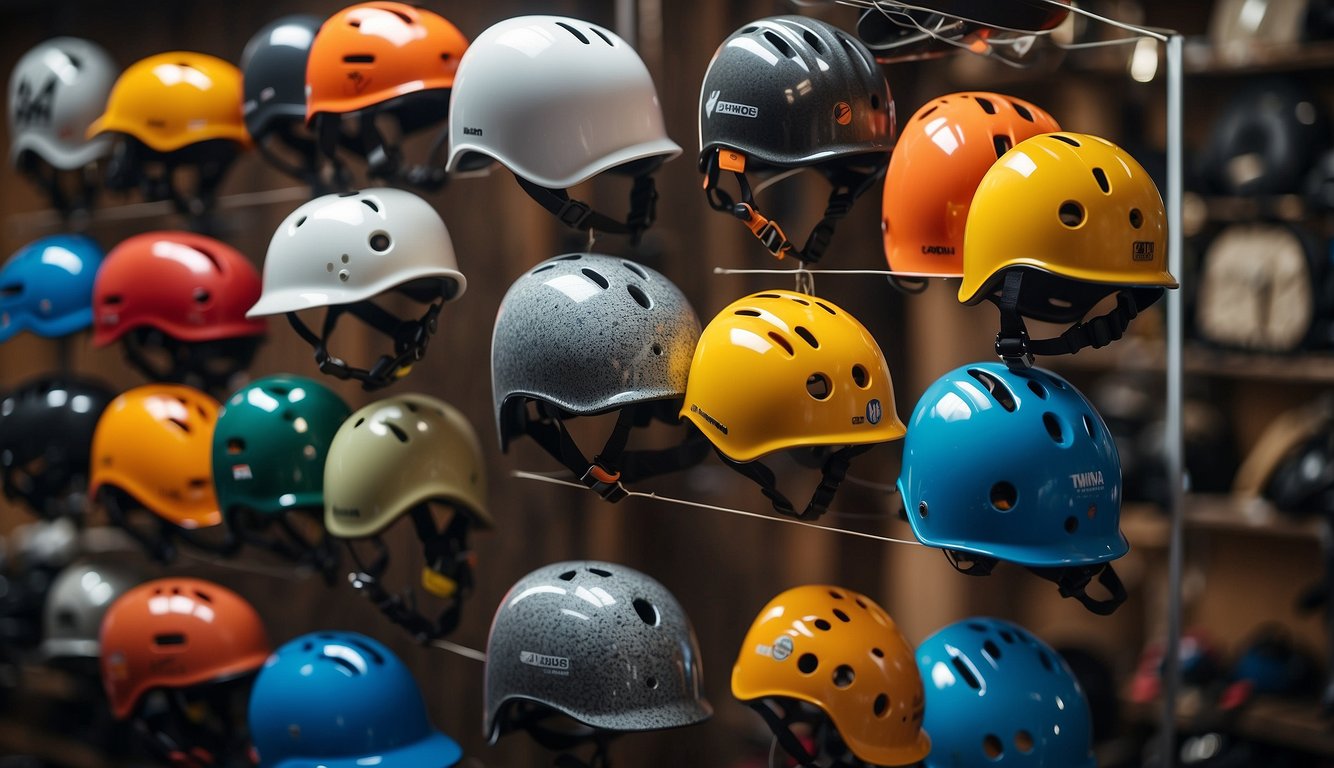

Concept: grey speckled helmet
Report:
left=491, top=253, right=700, bottom=451
left=483, top=560, right=712, bottom=740
left=41, top=559, right=145, bottom=660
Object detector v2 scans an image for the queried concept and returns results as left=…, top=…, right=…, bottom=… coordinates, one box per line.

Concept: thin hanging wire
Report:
left=839, top=0, right=1172, bottom=46
left=430, top=638, right=488, bottom=663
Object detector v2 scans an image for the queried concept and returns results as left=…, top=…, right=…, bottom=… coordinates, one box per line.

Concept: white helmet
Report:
left=8, top=37, right=116, bottom=170
left=445, top=15, right=680, bottom=243
left=248, top=188, right=467, bottom=389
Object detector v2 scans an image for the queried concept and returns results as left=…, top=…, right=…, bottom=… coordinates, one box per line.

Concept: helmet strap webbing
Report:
left=225, top=506, right=341, bottom=584
left=99, top=487, right=177, bottom=564
left=718, top=443, right=871, bottom=521
left=1, top=459, right=83, bottom=521
left=703, top=152, right=885, bottom=264
left=16, top=154, right=99, bottom=224
left=285, top=296, right=442, bottom=391
left=749, top=699, right=822, bottom=768
left=993, top=270, right=1155, bottom=369
left=133, top=679, right=255, bottom=768
left=257, top=123, right=352, bottom=196
left=504, top=702, right=616, bottom=768
left=943, top=548, right=1127, bottom=615
left=120, top=329, right=261, bottom=399
left=514, top=173, right=659, bottom=246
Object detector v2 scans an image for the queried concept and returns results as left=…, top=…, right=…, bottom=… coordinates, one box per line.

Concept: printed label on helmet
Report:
left=754, top=635, right=794, bottom=661
left=345, top=71, right=371, bottom=95
left=865, top=399, right=882, bottom=425
left=690, top=403, right=729, bottom=435
left=705, top=90, right=758, bottom=119
left=1133, top=241, right=1155, bottom=261
left=463, top=127, right=483, bottom=136
left=329, top=506, right=361, bottom=518
left=1069, top=470, right=1105, bottom=492
left=520, top=650, right=570, bottom=675
left=921, top=245, right=955, bottom=255
left=231, top=464, right=253, bottom=481
left=834, top=101, right=852, bottom=125
left=12, top=77, right=56, bottom=127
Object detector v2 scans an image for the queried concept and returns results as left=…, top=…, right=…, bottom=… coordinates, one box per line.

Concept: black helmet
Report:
left=0, top=376, right=114, bottom=519
left=241, top=15, right=327, bottom=188
left=1205, top=77, right=1328, bottom=196
left=699, top=16, right=894, bottom=263
left=856, top=1, right=1070, bottom=61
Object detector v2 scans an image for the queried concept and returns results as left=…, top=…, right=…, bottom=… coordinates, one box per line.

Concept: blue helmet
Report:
left=917, top=617, right=1095, bottom=768
left=898, top=362, right=1126, bottom=567
left=248, top=631, right=462, bottom=768
left=0, top=234, right=103, bottom=342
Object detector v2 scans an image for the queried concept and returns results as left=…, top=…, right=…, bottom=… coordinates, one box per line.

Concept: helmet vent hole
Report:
left=918, top=105, right=939, bottom=121
left=1015, top=730, right=1034, bottom=753
left=734, top=309, right=761, bottom=317
left=55, top=609, right=77, bottom=629
left=814, top=618, right=831, bottom=631
left=1013, top=102, right=1034, bottom=121
left=645, top=676, right=658, bottom=689
left=386, top=423, right=408, bottom=443
left=404, top=402, right=418, bottom=412
left=917, top=501, right=928, bottom=518
left=769, top=332, right=794, bottom=356
left=967, top=369, right=1016, bottom=412
left=627, top=284, right=652, bottom=309
left=851, top=365, right=869, bottom=388
left=975, top=96, right=996, bottom=114
left=556, top=22, right=590, bottom=44
left=989, top=482, right=1017, bottom=511
left=587, top=567, right=612, bottom=577
left=1093, top=167, right=1111, bottom=193
left=1027, top=380, right=1048, bottom=399
left=794, top=326, right=818, bottom=348
left=341, top=254, right=350, bottom=264
left=797, top=653, right=819, bottom=674
left=531, top=264, right=556, bottom=274
left=168, top=417, right=191, bottom=434
left=103, top=294, right=123, bottom=306
left=1083, top=414, right=1097, bottom=438
left=360, top=198, right=380, bottom=213
left=833, top=609, right=850, bottom=622
left=855, top=598, right=867, bottom=609
left=805, top=373, right=831, bottom=401
left=188, top=478, right=209, bottom=489
left=1038, top=650, right=1054, bottom=671
left=1064, top=515, right=1079, bottom=533
left=342, top=54, right=375, bottom=64
left=295, top=215, right=307, bottom=228
left=369, top=233, right=391, bottom=252
left=815, top=301, right=836, bottom=315
left=829, top=590, right=844, bottom=600
left=1043, top=413, right=1064, bottom=443
left=801, top=28, right=826, bottom=53
left=951, top=655, right=981, bottom=689
left=1, top=283, right=21, bottom=298
left=873, top=693, right=890, bottom=717
left=154, top=633, right=187, bottom=647
left=227, top=438, right=245, bottom=454
left=354, top=418, right=365, bottom=428
left=763, top=30, right=795, bottom=58
left=633, top=598, right=659, bottom=626
left=1129, top=207, right=1144, bottom=228
left=581, top=269, right=609, bottom=289
left=992, top=135, right=1012, bottom=159
left=1058, top=201, right=1085, bottom=228
left=871, top=647, right=884, bottom=658
left=982, top=640, right=1001, bottom=661
left=756, top=292, right=781, bottom=299
left=741, top=25, right=759, bottom=33
left=999, top=630, right=1015, bottom=644
left=651, top=343, right=663, bottom=356
left=589, top=26, right=614, bottom=46
left=346, top=639, right=384, bottom=664
left=1051, top=134, right=1081, bottom=147
left=789, top=296, right=810, bottom=306
left=558, top=570, right=576, bottom=581
left=191, top=287, right=210, bottom=304
left=870, top=93, right=882, bottom=110
left=832, top=664, right=855, bottom=688
left=621, top=261, right=647, bottom=279
left=968, top=622, right=987, bottom=632
left=557, top=254, right=583, bottom=261
left=983, top=735, right=1004, bottom=759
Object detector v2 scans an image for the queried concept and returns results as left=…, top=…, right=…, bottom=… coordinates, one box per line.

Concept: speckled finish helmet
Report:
left=917, top=617, right=1095, bottom=768
left=699, top=16, right=893, bottom=263
left=484, top=560, right=712, bottom=741
left=41, top=559, right=145, bottom=662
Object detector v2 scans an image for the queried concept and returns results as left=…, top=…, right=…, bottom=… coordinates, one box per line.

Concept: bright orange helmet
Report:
left=733, top=585, right=929, bottom=767
left=99, top=577, right=271, bottom=719
left=305, top=2, right=467, bottom=123
left=87, top=52, right=250, bottom=153
left=89, top=384, right=221, bottom=530
left=883, top=92, right=1059, bottom=278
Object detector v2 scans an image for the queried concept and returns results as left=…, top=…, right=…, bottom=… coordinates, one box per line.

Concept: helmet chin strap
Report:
left=502, top=701, right=616, bottom=768
left=514, top=172, right=659, bottom=247
left=223, top=506, right=341, bottom=585
left=943, top=549, right=1128, bottom=615
left=285, top=297, right=442, bottom=392
left=104, top=137, right=239, bottom=233
left=120, top=329, right=261, bottom=400
left=715, top=442, right=872, bottom=522
left=99, top=487, right=177, bottom=564
left=15, top=152, right=100, bottom=225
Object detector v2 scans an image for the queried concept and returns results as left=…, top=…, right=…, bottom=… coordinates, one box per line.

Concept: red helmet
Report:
left=92, top=232, right=266, bottom=347
left=99, top=577, right=271, bottom=719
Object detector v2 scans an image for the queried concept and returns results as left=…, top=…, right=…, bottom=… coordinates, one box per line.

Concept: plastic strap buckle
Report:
left=555, top=197, right=594, bottom=230
left=580, top=463, right=628, bottom=503
left=994, top=330, right=1035, bottom=369
left=731, top=203, right=791, bottom=259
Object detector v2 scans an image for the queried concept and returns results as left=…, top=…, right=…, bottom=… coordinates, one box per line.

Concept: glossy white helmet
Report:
left=8, top=37, right=116, bottom=170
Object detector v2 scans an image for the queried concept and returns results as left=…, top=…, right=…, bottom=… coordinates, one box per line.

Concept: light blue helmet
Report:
left=898, top=362, right=1126, bottom=567
left=0, top=234, right=103, bottom=342
left=917, top=617, right=1095, bottom=768
left=248, top=631, right=462, bottom=768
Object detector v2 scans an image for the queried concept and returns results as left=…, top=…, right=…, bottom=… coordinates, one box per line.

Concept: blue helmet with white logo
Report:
left=0, top=234, right=103, bottom=342
left=917, top=617, right=1095, bottom=768
left=898, top=362, right=1125, bottom=568
left=248, top=631, right=462, bottom=768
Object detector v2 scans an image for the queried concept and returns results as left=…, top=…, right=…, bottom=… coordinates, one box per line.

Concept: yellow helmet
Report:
left=681, top=290, right=904, bottom=463
left=959, top=132, right=1176, bottom=317
left=732, top=585, right=929, bottom=767
left=88, top=52, right=250, bottom=153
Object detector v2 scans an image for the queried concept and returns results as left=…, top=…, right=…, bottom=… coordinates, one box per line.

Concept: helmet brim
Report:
left=270, top=730, right=463, bottom=768
left=247, top=267, right=466, bottom=318
left=11, top=132, right=112, bottom=170
left=87, top=114, right=252, bottom=153
left=447, top=136, right=682, bottom=190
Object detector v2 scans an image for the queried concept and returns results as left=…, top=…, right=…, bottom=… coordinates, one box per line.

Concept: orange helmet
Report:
left=99, top=577, right=271, bottom=719
left=87, top=52, right=249, bottom=153
left=306, top=2, right=467, bottom=123
left=733, top=585, right=929, bottom=767
left=89, top=385, right=221, bottom=530
left=883, top=92, right=1059, bottom=277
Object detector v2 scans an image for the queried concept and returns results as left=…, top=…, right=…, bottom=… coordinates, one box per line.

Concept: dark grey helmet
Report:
left=491, top=253, right=700, bottom=451
left=241, top=15, right=323, bottom=140
left=41, top=559, right=145, bottom=660
left=483, top=560, right=712, bottom=740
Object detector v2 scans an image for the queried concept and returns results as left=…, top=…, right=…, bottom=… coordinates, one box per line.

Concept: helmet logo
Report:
left=689, top=403, right=728, bottom=435
left=921, top=245, right=955, bottom=255
left=1133, top=241, right=1155, bottom=261
left=231, top=464, right=253, bottom=481
left=462, top=126, right=483, bottom=136
left=706, top=90, right=758, bottom=119
left=345, top=71, right=371, bottom=95
left=865, top=399, right=882, bottom=425
left=772, top=635, right=793, bottom=661
left=13, top=77, right=56, bottom=128
left=834, top=101, right=852, bottom=125
left=1069, top=470, right=1105, bottom=491
left=519, top=650, right=570, bottom=675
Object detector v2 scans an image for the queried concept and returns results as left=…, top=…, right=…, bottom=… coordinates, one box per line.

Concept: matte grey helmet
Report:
left=491, top=254, right=703, bottom=500
left=41, top=559, right=145, bottom=660
left=483, top=560, right=712, bottom=741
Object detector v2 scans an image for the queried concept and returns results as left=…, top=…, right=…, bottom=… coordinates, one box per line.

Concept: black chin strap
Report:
left=314, top=111, right=449, bottom=193
left=100, top=487, right=177, bottom=564
left=1, top=459, right=86, bottom=522
left=285, top=297, right=441, bottom=391
left=518, top=401, right=712, bottom=502
left=515, top=173, right=659, bottom=246
left=942, top=549, right=1128, bottom=615
left=256, top=122, right=351, bottom=197
left=105, top=137, right=238, bottom=232
left=703, top=151, right=885, bottom=264
left=133, top=679, right=255, bottom=768
left=751, top=700, right=821, bottom=768
left=223, top=506, right=340, bottom=585
left=993, top=270, right=1148, bottom=370
left=345, top=505, right=473, bottom=643
left=120, top=329, right=261, bottom=399
left=16, top=153, right=99, bottom=224
left=505, top=703, right=615, bottom=768
left=719, top=444, right=872, bottom=522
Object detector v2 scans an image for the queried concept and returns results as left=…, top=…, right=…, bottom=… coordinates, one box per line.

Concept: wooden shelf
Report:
left=1184, top=39, right=1334, bottom=76
left=1049, top=339, right=1334, bottom=385
left=1127, top=695, right=1334, bottom=756
left=1121, top=494, right=1321, bottom=547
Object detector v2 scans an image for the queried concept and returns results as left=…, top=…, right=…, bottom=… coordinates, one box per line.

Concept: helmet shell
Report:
left=0, top=234, right=104, bottom=342
left=92, top=231, right=266, bottom=347
left=445, top=15, right=680, bottom=187
left=89, top=385, right=222, bottom=529
left=249, top=631, right=462, bottom=768
left=484, top=560, right=712, bottom=739
left=87, top=51, right=250, bottom=152
left=883, top=92, right=1059, bottom=277
left=491, top=253, right=700, bottom=450
left=241, top=15, right=322, bottom=140
left=41, top=559, right=145, bottom=660
left=898, top=362, right=1127, bottom=567
left=247, top=188, right=465, bottom=317
left=99, top=577, right=271, bottom=719
left=917, top=617, right=1095, bottom=768
left=698, top=16, right=894, bottom=171
left=8, top=37, right=115, bottom=169
left=323, top=393, right=489, bottom=538
left=213, top=375, right=350, bottom=518
left=681, top=290, right=904, bottom=462
left=732, top=585, right=929, bottom=766
left=0, top=376, right=113, bottom=512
